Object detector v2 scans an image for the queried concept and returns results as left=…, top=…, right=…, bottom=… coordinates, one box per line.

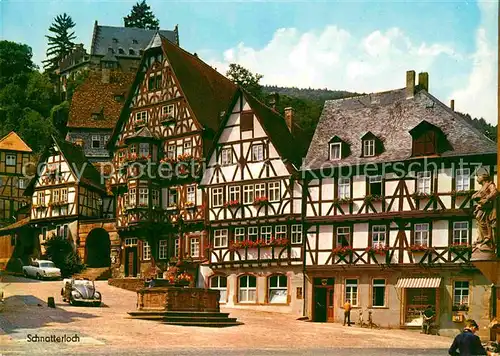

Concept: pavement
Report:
left=0, top=274, right=453, bottom=355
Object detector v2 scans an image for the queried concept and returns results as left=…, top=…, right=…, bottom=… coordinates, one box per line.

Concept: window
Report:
left=168, top=188, right=177, bottom=207
left=118, top=48, right=125, bottom=54
left=238, top=275, right=257, bottom=303
left=139, top=188, right=148, bottom=206
left=345, top=279, right=358, bottom=306
left=329, top=142, right=341, bottom=160
left=186, top=185, right=196, bottom=205
left=139, top=143, right=149, bottom=157
left=221, top=147, right=233, bottom=166
left=268, top=182, right=280, bottom=202
left=456, top=169, right=470, bottom=191
left=6, top=154, right=16, bottom=166
left=414, top=223, right=429, bottom=246
left=243, top=185, right=254, bottom=205
left=453, top=281, right=470, bottom=310
left=368, top=175, right=382, bottom=196
left=228, top=186, right=240, bottom=203
left=336, top=227, right=351, bottom=247
left=128, top=188, right=136, bottom=207
left=143, top=241, right=151, bottom=260
left=174, top=238, right=180, bottom=257
left=38, top=191, right=45, bottom=206
left=130, top=144, right=137, bottom=155
left=155, top=74, right=162, bottom=90
left=269, top=275, right=287, bottom=304
left=251, top=143, right=264, bottom=161
left=125, top=238, right=138, bottom=246
left=158, top=240, right=168, bottom=259
left=234, top=227, right=245, bottom=242
left=129, top=49, right=135, bottom=55
left=41, top=227, right=47, bottom=241
left=338, top=178, right=351, bottom=199
left=254, top=183, right=266, bottom=199
left=291, top=225, right=303, bottom=244
left=363, top=139, right=375, bottom=157
left=52, top=189, right=60, bottom=203
left=18, top=178, right=26, bottom=189
left=372, top=225, right=386, bottom=247
left=92, top=136, right=100, bottom=149
left=416, top=171, right=431, bottom=194
left=148, top=76, right=155, bottom=91
left=453, top=222, right=469, bottom=245
left=372, top=279, right=386, bottom=307
left=212, top=187, right=224, bottom=207
left=167, top=145, right=176, bottom=159
left=261, top=226, right=272, bottom=243
left=210, top=275, right=227, bottom=302
left=183, top=141, right=192, bottom=156
left=248, top=227, right=258, bottom=241
left=413, top=131, right=436, bottom=156
left=104, top=135, right=110, bottom=144
left=152, top=189, right=160, bottom=207
left=240, top=111, right=254, bottom=131
left=190, top=238, right=200, bottom=257
left=275, top=225, right=287, bottom=239
left=135, top=111, right=148, bottom=124
left=214, top=229, right=228, bottom=248
left=162, top=105, right=174, bottom=118
left=61, top=188, right=68, bottom=202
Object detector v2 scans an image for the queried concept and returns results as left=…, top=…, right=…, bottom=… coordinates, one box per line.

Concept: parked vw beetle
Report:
left=61, top=278, right=102, bottom=306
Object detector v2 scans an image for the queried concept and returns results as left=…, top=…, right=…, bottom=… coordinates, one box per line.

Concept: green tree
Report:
left=43, top=235, right=85, bottom=277
left=0, top=41, right=35, bottom=87
left=42, top=13, right=76, bottom=72
left=226, top=63, right=264, bottom=99
left=18, top=109, right=56, bottom=153
left=124, top=0, right=160, bottom=30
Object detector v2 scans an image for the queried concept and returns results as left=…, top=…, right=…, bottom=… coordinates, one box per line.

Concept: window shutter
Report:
left=240, top=111, right=254, bottom=131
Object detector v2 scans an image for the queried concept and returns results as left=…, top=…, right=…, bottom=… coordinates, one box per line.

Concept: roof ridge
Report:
left=325, top=88, right=404, bottom=105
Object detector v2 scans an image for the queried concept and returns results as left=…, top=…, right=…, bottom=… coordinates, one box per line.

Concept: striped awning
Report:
left=395, top=277, right=441, bottom=289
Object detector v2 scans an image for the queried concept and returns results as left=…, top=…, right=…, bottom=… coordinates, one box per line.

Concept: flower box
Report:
left=449, top=243, right=472, bottom=254
left=363, top=194, right=383, bottom=203
left=48, top=201, right=69, bottom=207
left=332, top=246, right=354, bottom=257
left=407, top=244, right=433, bottom=253
left=185, top=202, right=196, bottom=209
left=365, top=245, right=389, bottom=256
left=253, top=197, right=270, bottom=207
left=224, top=200, right=242, bottom=208
left=411, top=192, right=431, bottom=200
left=161, top=115, right=176, bottom=125
left=134, top=119, right=146, bottom=128
left=450, top=189, right=476, bottom=198
left=333, top=197, right=353, bottom=205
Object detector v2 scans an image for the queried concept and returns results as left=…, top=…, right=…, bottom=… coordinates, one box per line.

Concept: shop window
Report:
left=372, top=279, right=386, bottom=307
left=210, top=275, right=227, bottom=303
left=269, top=275, right=287, bottom=304
left=453, top=281, right=470, bottom=311
left=345, top=279, right=358, bottom=306
left=238, top=275, right=256, bottom=303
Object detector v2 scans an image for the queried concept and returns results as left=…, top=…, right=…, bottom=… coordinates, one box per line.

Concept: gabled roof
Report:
left=25, top=136, right=105, bottom=195
left=67, top=71, right=134, bottom=129
left=0, top=132, right=32, bottom=153
left=90, top=23, right=178, bottom=57
left=109, top=35, right=238, bottom=154
left=304, top=88, right=496, bottom=170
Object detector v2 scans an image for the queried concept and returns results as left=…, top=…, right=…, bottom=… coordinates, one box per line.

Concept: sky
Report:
left=0, top=0, right=497, bottom=124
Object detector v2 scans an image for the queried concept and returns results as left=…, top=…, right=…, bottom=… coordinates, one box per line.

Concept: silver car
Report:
left=23, top=260, right=61, bottom=280
left=61, top=279, right=102, bottom=307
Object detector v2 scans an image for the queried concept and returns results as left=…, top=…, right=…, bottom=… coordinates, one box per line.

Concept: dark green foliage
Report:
left=456, top=111, right=497, bottom=142
left=124, top=0, right=160, bottom=30
left=50, top=101, right=70, bottom=136
left=0, top=40, right=59, bottom=153
left=43, top=235, right=85, bottom=277
left=65, top=69, right=89, bottom=101
left=42, top=13, right=76, bottom=72
left=226, top=64, right=264, bottom=99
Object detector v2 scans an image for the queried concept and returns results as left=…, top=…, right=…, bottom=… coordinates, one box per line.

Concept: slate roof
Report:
left=0, top=132, right=32, bottom=152
left=304, top=88, right=497, bottom=170
left=67, top=71, right=134, bottom=129
left=90, top=23, right=178, bottom=57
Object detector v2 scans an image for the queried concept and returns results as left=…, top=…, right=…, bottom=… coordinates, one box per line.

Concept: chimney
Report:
left=283, top=107, right=294, bottom=132
left=102, top=68, right=110, bottom=84
left=418, top=72, right=429, bottom=92
left=406, top=70, right=415, bottom=99
left=267, top=92, right=279, bottom=110
left=450, top=99, right=455, bottom=111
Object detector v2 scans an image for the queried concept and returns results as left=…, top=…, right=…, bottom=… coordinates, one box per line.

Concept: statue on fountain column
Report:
left=471, top=171, right=497, bottom=260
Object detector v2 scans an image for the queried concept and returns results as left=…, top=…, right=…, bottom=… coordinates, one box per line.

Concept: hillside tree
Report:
left=124, top=0, right=160, bottom=29
left=226, top=63, right=264, bottom=99
left=42, top=13, right=76, bottom=72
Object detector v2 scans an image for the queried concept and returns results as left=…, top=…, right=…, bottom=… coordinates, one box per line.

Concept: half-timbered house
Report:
left=302, top=70, right=496, bottom=337
left=200, top=90, right=306, bottom=314
left=24, top=136, right=118, bottom=268
left=107, top=33, right=237, bottom=278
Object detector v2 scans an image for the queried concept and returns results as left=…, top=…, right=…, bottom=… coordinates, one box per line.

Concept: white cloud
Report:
left=205, top=11, right=496, bottom=124
left=450, top=1, right=497, bottom=124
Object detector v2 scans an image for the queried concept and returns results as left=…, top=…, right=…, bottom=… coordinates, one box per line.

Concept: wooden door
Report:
left=125, top=247, right=137, bottom=277
left=326, top=287, right=335, bottom=321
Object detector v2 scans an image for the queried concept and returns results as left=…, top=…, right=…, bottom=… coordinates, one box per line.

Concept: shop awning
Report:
left=395, top=277, right=441, bottom=289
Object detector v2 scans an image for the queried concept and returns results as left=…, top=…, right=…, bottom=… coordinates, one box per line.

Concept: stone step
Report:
left=128, top=311, right=230, bottom=318
left=163, top=321, right=242, bottom=327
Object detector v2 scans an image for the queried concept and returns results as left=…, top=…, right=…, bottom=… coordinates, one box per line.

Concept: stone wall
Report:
left=108, top=278, right=145, bottom=292
left=78, top=219, right=120, bottom=271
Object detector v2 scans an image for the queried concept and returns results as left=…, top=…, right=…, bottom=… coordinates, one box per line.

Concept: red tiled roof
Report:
left=0, top=132, right=32, bottom=152
left=67, top=71, right=134, bottom=129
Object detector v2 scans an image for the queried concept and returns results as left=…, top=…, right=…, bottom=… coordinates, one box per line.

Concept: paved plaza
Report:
left=0, top=275, right=453, bottom=355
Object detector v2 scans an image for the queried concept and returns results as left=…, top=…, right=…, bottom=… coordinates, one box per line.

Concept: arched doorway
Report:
left=85, top=228, right=111, bottom=267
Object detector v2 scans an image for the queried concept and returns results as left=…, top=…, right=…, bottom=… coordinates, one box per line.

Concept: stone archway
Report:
left=85, top=228, right=111, bottom=268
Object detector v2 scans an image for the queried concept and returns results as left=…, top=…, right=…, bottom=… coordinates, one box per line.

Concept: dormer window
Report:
left=361, top=132, right=383, bottom=157
left=329, top=142, right=341, bottom=160
left=118, top=48, right=125, bottom=55
left=112, top=38, right=118, bottom=43
left=114, top=94, right=124, bottom=102
left=363, top=139, right=375, bottom=157
left=129, top=48, right=135, bottom=55
left=409, top=120, right=449, bottom=157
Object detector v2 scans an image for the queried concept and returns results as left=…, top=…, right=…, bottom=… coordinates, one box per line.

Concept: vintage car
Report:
left=61, top=278, right=102, bottom=306
left=22, top=260, right=61, bottom=280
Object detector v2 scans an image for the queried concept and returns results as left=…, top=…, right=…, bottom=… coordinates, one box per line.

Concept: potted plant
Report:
left=253, top=196, right=270, bottom=207
left=449, top=243, right=472, bottom=254
left=333, top=197, right=353, bottom=206
left=161, top=114, right=176, bottom=125
left=411, top=192, right=431, bottom=201
left=134, top=118, right=146, bottom=128
left=224, top=200, right=242, bottom=208
left=363, top=194, right=383, bottom=203
left=407, top=244, right=433, bottom=253
left=269, top=238, right=289, bottom=247
left=185, top=201, right=196, bottom=210
left=332, top=246, right=354, bottom=257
